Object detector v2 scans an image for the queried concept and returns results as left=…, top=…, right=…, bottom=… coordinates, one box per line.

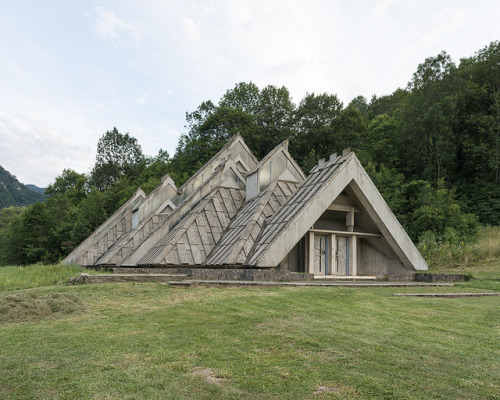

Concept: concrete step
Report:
left=313, top=275, right=378, bottom=282
left=75, top=273, right=188, bottom=284
left=71, top=274, right=456, bottom=287
left=184, top=280, right=455, bottom=288
left=112, top=267, right=191, bottom=275
left=392, top=292, right=500, bottom=297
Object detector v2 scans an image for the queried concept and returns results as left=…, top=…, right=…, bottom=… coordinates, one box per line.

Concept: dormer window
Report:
left=132, top=209, right=139, bottom=229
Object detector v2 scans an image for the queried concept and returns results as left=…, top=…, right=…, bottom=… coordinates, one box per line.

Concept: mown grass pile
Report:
left=0, top=291, right=84, bottom=322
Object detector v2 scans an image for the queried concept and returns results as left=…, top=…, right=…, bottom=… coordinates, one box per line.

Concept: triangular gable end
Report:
left=246, top=139, right=306, bottom=201
left=250, top=152, right=427, bottom=276
left=63, top=187, right=146, bottom=266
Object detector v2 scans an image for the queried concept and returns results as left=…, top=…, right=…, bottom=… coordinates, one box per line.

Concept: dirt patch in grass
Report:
left=191, top=367, right=226, bottom=386
left=0, top=292, right=84, bottom=322
left=313, top=384, right=357, bottom=397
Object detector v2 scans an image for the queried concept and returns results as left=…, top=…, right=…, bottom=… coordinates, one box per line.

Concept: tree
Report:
left=459, top=41, right=500, bottom=183
left=256, top=85, right=296, bottom=157
left=89, top=128, right=145, bottom=190
left=70, top=191, right=107, bottom=245
left=364, top=114, right=400, bottom=169
left=292, top=92, right=343, bottom=170
left=367, top=89, right=408, bottom=120
left=408, top=51, right=455, bottom=91
left=400, top=51, right=458, bottom=180
left=349, top=95, right=369, bottom=119
left=46, top=169, right=87, bottom=206
left=0, top=206, right=23, bottom=265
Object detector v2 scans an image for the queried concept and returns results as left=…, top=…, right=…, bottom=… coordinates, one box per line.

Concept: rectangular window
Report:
left=132, top=210, right=139, bottom=229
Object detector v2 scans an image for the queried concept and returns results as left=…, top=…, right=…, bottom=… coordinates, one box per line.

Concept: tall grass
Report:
left=0, top=264, right=87, bottom=291
left=418, top=225, right=500, bottom=269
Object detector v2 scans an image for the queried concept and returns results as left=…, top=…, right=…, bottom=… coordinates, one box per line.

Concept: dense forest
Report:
left=0, top=41, right=499, bottom=265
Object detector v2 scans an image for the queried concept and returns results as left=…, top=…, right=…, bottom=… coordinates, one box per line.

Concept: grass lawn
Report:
left=0, top=264, right=95, bottom=291
left=0, top=281, right=499, bottom=399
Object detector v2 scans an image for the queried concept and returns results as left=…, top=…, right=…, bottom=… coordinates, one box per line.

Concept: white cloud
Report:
left=182, top=17, right=201, bottom=43
left=0, top=113, right=96, bottom=186
left=86, top=6, right=143, bottom=48
left=421, top=9, right=465, bottom=47
left=131, top=93, right=150, bottom=105
left=371, top=0, right=397, bottom=19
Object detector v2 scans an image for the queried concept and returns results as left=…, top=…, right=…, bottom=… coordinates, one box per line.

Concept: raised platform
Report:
left=72, top=273, right=188, bottom=284
left=392, top=292, right=500, bottom=297
left=71, top=273, right=454, bottom=287
left=313, top=275, right=378, bottom=281
left=185, top=280, right=453, bottom=287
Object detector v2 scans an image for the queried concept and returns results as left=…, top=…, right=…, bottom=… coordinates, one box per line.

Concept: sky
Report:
left=0, top=0, right=499, bottom=187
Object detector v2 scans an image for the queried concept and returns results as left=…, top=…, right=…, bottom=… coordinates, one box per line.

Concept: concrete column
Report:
left=350, top=235, right=357, bottom=276
left=330, top=234, right=336, bottom=276
left=308, top=231, right=314, bottom=274
left=346, top=207, right=355, bottom=232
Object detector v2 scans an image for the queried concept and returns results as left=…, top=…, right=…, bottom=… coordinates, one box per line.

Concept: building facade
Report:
left=64, top=135, right=427, bottom=279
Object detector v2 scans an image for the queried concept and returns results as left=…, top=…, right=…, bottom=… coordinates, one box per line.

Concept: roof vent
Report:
left=329, top=153, right=337, bottom=162
left=342, top=148, right=351, bottom=157
left=318, top=158, right=325, bottom=166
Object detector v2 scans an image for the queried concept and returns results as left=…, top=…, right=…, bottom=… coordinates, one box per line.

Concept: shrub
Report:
left=418, top=225, right=500, bottom=268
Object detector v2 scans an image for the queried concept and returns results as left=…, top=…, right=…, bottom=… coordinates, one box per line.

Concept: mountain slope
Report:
left=25, top=184, right=45, bottom=194
left=0, top=166, right=45, bottom=208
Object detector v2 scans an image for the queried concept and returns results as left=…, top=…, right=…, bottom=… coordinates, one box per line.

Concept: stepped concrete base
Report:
left=98, top=268, right=469, bottom=283
left=112, top=267, right=314, bottom=282
left=313, top=275, right=378, bottom=281
left=414, top=273, right=470, bottom=282
left=112, top=267, right=192, bottom=274
left=71, top=273, right=455, bottom=287
left=186, top=280, right=454, bottom=287
left=73, top=273, right=188, bottom=284
left=393, top=292, right=500, bottom=297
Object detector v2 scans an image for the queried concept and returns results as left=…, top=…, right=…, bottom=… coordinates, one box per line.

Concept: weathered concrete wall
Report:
left=112, top=266, right=314, bottom=281
left=415, top=273, right=469, bottom=282
left=75, top=273, right=187, bottom=283
left=357, top=238, right=414, bottom=277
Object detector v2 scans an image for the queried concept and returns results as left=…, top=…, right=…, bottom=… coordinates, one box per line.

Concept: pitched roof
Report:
left=94, top=211, right=169, bottom=266
left=63, top=188, right=145, bottom=265
left=248, top=152, right=428, bottom=271
left=204, top=179, right=299, bottom=266
left=177, top=133, right=257, bottom=196
left=138, top=186, right=245, bottom=265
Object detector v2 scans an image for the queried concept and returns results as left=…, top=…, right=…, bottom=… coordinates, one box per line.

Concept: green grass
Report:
left=1, top=283, right=499, bottom=399
left=0, top=263, right=94, bottom=291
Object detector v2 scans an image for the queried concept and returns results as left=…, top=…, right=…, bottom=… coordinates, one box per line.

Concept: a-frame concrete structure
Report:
left=64, top=136, right=427, bottom=279
left=247, top=149, right=427, bottom=277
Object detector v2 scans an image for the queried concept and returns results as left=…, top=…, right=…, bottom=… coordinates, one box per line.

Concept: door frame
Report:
left=308, top=231, right=357, bottom=276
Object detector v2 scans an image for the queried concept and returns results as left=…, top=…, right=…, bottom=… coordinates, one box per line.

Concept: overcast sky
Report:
left=0, top=0, right=499, bottom=187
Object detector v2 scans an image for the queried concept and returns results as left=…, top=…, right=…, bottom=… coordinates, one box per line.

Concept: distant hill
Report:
left=25, top=184, right=45, bottom=195
left=0, top=165, right=45, bottom=209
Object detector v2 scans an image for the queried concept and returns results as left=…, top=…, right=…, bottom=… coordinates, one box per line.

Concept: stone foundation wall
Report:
left=414, top=273, right=469, bottom=283
left=112, top=266, right=314, bottom=281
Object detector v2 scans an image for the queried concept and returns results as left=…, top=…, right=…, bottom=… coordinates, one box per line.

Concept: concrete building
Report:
left=64, top=135, right=427, bottom=280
